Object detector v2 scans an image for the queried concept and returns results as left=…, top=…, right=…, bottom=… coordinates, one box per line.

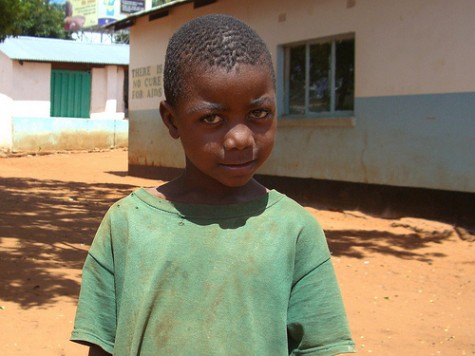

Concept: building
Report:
left=108, top=0, right=475, bottom=195
left=0, top=36, right=129, bottom=152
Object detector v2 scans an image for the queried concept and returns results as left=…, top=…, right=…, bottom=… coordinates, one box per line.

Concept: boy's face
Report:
left=160, top=64, right=276, bottom=189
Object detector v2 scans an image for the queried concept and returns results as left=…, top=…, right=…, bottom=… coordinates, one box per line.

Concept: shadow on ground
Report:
left=256, top=174, right=472, bottom=262
left=325, top=228, right=451, bottom=262
left=0, top=173, right=468, bottom=309
left=0, top=177, right=138, bottom=309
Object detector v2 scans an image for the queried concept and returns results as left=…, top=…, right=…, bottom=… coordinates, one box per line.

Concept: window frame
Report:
left=280, top=33, right=355, bottom=122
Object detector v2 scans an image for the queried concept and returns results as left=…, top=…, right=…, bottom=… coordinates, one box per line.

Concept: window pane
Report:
left=335, top=39, right=355, bottom=111
left=309, top=43, right=331, bottom=113
left=288, top=45, right=306, bottom=115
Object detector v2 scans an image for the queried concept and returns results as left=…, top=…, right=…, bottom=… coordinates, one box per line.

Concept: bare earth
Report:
left=0, top=150, right=473, bottom=355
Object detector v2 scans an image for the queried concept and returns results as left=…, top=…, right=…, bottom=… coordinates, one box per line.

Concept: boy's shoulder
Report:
left=108, top=188, right=142, bottom=209
left=101, top=188, right=151, bottom=221
left=270, top=190, right=321, bottom=221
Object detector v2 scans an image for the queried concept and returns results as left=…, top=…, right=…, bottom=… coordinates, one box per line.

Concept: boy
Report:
left=71, top=14, right=356, bottom=356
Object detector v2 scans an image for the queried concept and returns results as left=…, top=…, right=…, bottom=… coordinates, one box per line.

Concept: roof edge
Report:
left=0, top=36, right=129, bottom=65
left=105, top=0, right=217, bottom=31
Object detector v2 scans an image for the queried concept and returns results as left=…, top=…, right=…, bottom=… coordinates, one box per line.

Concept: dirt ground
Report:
left=0, top=149, right=473, bottom=355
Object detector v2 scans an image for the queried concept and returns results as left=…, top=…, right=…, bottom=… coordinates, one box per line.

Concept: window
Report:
left=284, top=35, right=354, bottom=117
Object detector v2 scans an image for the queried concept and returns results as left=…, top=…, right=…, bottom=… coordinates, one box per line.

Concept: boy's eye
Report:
left=201, top=115, right=223, bottom=125
left=249, top=109, right=272, bottom=120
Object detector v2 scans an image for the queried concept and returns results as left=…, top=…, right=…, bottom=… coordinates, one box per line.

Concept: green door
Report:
left=51, top=70, right=91, bottom=118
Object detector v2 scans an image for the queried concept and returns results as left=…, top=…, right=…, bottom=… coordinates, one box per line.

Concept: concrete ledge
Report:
left=11, top=116, right=128, bottom=152
left=277, top=116, right=355, bottom=128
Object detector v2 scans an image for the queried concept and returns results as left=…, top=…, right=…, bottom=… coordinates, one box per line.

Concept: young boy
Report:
left=71, top=14, right=356, bottom=356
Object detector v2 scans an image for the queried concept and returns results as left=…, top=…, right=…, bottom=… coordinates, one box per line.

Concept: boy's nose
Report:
left=223, top=123, right=254, bottom=150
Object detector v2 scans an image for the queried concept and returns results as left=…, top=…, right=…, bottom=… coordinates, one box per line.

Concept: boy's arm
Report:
left=88, top=344, right=112, bottom=356
left=287, top=214, right=356, bottom=355
left=71, top=211, right=117, bottom=354
left=287, top=257, right=356, bottom=355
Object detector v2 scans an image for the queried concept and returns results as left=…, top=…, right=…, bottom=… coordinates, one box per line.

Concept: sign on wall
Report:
left=131, top=64, right=164, bottom=100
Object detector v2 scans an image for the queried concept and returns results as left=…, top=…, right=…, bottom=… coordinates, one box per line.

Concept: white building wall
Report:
left=0, top=94, right=13, bottom=150
left=355, top=0, right=475, bottom=97
left=0, top=56, right=128, bottom=151
left=0, top=52, right=13, bottom=94
left=0, top=52, right=13, bottom=150
left=91, top=67, right=107, bottom=113
left=91, top=65, right=126, bottom=119
left=10, top=61, right=51, bottom=117
left=115, top=66, right=125, bottom=113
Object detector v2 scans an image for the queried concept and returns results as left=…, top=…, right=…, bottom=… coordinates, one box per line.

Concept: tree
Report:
left=0, top=0, right=24, bottom=41
left=113, top=30, right=129, bottom=44
left=0, top=0, right=70, bottom=42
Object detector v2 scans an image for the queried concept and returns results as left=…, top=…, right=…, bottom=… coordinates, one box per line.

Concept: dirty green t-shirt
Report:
left=71, top=188, right=355, bottom=355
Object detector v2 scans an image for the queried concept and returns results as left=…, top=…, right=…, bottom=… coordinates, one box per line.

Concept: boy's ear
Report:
left=159, top=100, right=180, bottom=139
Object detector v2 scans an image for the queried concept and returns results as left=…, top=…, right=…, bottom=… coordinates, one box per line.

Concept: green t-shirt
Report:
left=71, top=188, right=355, bottom=355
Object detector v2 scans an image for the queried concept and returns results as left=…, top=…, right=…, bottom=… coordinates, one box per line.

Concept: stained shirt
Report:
left=71, top=188, right=355, bottom=355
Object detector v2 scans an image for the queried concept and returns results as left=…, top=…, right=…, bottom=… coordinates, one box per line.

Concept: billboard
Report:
left=121, top=0, right=145, bottom=14
left=151, top=0, right=180, bottom=8
left=65, top=0, right=97, bottom=29
left=63, top=0, right=126, bottom=30
left=98, top=0, right=123, bottom=25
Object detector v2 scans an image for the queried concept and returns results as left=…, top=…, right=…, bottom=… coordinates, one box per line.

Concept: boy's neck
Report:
left=155, top=174, right=268, bottom=205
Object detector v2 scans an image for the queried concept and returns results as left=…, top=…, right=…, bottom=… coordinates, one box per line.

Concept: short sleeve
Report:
left=71, top=212, right=117, bottom=354
left=287, top=215, right=355, bottom=355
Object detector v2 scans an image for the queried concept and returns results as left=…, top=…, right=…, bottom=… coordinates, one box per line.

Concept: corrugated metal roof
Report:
left=0, top=36, right=129, bottom=65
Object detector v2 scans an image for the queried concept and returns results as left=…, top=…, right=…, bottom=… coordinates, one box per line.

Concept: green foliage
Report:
left=0, top=0, right=71, bottom=42
left=0, top=0, right=24, bottom=41
left=113, top=30, right=129, bottom=44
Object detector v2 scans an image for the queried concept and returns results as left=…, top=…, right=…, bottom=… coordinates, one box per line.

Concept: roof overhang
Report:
left=0, top=36, right=129, bottom=65
left=105, top=0, right=218, bottom=31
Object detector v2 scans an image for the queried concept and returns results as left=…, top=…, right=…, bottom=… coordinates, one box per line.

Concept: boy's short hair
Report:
left=163, top=14, right=275, bottom=107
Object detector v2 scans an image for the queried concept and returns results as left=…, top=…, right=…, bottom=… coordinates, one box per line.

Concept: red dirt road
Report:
left=0, top=150, right=473, bottom=355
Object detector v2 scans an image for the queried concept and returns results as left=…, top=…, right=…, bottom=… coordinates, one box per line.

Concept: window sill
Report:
left=277, top=116, right=356, bottom=128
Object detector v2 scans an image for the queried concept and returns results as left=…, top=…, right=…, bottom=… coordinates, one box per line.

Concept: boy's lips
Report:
left=219, top=160, right=257, bottom=172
